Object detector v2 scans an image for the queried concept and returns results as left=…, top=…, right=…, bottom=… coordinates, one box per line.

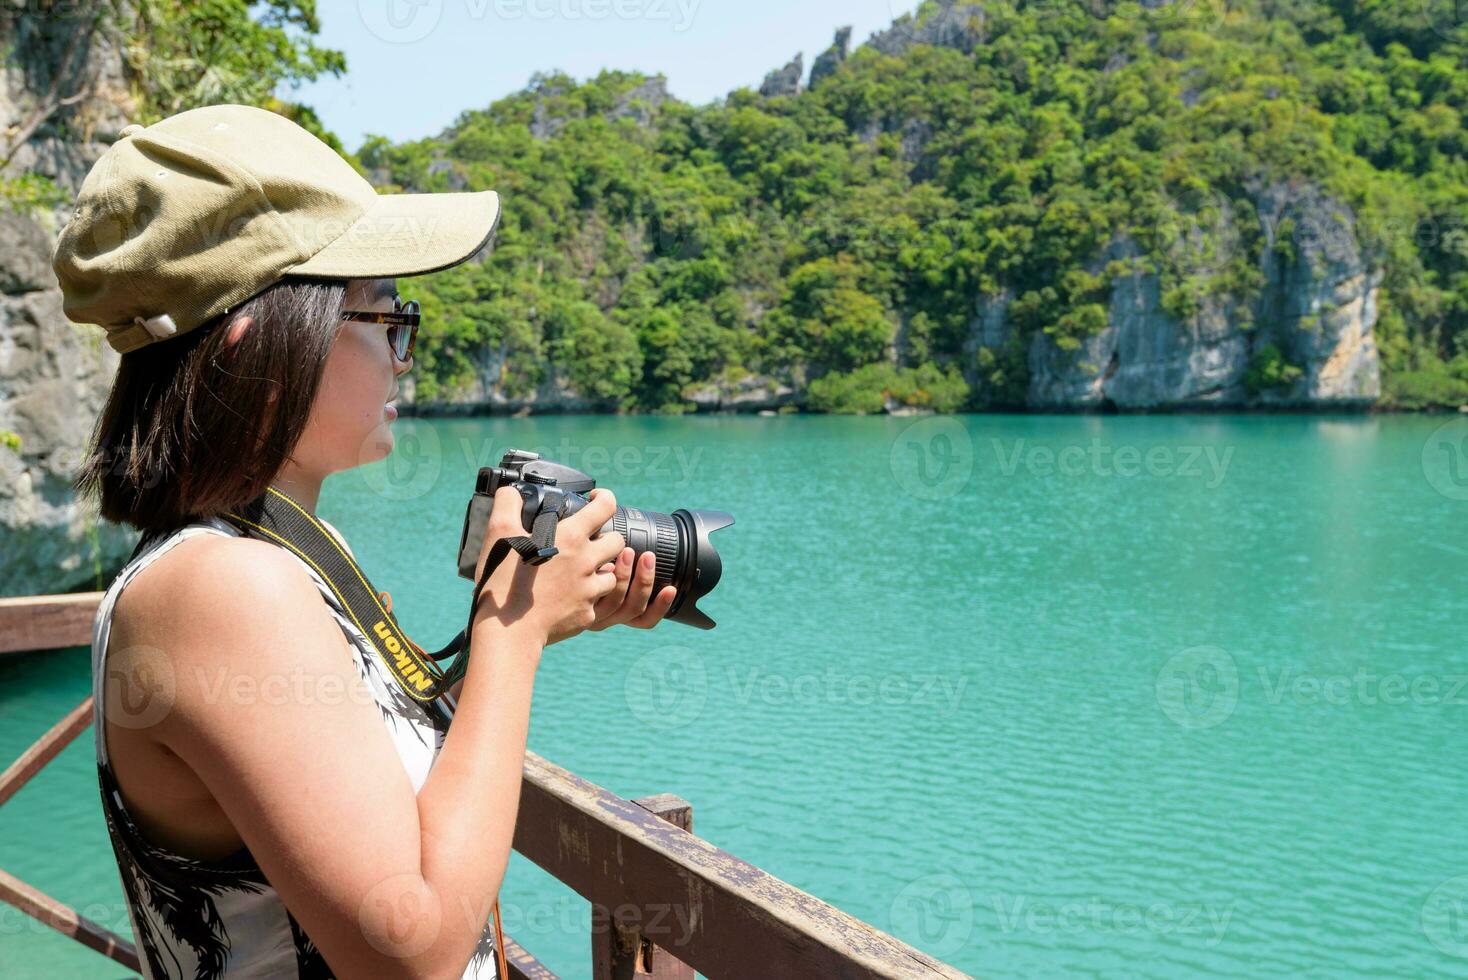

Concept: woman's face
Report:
left=294, top=277, right=410, bottom=476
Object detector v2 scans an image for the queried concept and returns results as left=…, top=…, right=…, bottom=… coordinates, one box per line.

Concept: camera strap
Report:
left=437, top=508, right=561, bottom=690
left=220, top=486, right=457, bottom=717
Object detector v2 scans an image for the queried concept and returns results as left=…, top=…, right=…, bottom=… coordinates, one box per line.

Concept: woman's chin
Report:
left=355, top=426, right=394, bottom=466
left=373, top=426, right=395, bottom=458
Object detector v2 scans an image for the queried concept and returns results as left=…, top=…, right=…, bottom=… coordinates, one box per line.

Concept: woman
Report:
left=53, top=104, right=676, bottom=978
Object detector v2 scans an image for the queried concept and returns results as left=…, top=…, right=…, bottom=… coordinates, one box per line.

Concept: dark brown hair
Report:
left=76, top=277, right=349, bottom=533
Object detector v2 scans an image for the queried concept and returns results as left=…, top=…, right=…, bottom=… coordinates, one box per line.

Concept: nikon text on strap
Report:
left=221, top=487, right=456, bottom=710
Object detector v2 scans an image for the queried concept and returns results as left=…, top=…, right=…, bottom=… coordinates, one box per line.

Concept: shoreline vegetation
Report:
left=395, top=402, right=1468, bottom=418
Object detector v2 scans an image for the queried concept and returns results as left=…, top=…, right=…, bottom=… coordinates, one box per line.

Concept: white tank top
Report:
left=91, top=517, right=499, bottom=979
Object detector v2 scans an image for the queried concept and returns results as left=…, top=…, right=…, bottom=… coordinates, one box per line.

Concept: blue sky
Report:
left=296, top=0, right=922, bottom=152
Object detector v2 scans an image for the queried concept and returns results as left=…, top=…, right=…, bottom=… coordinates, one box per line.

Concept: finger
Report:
left=592, top=531, right=626, bottom=569
left=592, top=549, right=635, bottom=620
left=490, top=484, right=524, bottom=532
left=627, top=586, right=677, bottom=628
left=591, top=566, right=621, bottom=601
left=592, top=550, right=655, bottom=630
left=563, top=487, right=617, bottom=538
left=477, top=485, right=526, bottom=580
left=624, top=550, right=657, bottom=616
left=482, top=485, right=525, bottom=548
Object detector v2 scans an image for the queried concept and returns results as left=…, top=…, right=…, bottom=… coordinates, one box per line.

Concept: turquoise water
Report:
left=4, top=414, right=1468, bottom=977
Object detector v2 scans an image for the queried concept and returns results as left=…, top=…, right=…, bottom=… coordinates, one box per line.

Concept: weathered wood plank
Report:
left=516, top=753, right=970, bottom=980
left=0, top=867, right=140, bottom=972
left=0, top=697, right=92, bottom=809
left=0, top=592, right=102, bottom=655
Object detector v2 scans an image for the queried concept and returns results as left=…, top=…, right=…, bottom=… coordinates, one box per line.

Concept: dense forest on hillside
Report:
left=352, top=0, right=1468, bottom=412
left=8, top=1, right=1467, bottom=412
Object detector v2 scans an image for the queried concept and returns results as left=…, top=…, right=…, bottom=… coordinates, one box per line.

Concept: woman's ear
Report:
left=223, top=314, right=255, bottom=349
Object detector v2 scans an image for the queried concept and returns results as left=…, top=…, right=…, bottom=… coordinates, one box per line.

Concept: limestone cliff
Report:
left=0, top=10, right=136, bottom=597
left=979, top=181, right=1383, bottom=411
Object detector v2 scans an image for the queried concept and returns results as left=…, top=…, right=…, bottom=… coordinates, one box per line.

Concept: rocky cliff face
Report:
left=528, top=74, right=671, bottom=141
left=759, top=56, right=803, bottom=99
left=1, top=12, right=137, bottom=597
left=400, top=342, right=618, bottom=415
left=982, top=181, right=1383, bottom=410
left=868, top=1, right=988, bottom=57
left=809, top=27, right=852, bottom=90
left=1253, top=182, right=1381, bottom=405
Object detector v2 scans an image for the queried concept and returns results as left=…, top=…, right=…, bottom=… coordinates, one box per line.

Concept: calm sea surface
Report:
left=4, top=414, right=1468, bottom=977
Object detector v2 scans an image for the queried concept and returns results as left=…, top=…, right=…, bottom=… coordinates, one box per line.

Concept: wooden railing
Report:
left=0, top=593, right=970, bottom=979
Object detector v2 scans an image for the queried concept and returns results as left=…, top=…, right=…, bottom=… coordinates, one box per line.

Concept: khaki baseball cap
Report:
left=52, top=103, right=500, bottom=354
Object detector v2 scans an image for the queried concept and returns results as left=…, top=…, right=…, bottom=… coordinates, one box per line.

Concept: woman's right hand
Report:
left=471, top=484, right=625, bottom=645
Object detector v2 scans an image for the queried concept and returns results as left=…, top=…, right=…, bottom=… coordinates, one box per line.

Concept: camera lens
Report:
left=602, top=506, right=733, bottom=629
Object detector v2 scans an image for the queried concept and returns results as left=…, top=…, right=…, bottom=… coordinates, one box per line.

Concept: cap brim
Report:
left=289, top=189, right=500, bottom=279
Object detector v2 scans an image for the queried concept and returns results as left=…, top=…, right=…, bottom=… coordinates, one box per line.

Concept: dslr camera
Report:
left=456, top=449, right=733, bottom=629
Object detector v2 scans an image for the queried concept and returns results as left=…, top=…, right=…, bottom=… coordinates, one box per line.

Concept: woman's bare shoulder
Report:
left=112, top=531, right=322, bottom=645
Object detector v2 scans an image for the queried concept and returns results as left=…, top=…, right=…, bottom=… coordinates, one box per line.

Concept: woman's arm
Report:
left=124, top=487, right=621, bottom=978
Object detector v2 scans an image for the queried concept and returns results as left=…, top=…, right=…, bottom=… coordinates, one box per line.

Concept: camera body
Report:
left=456, top=449, right=732, bottom=630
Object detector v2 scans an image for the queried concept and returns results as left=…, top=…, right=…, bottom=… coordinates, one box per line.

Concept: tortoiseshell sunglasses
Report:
left=340, top=295, right=420, bottom=362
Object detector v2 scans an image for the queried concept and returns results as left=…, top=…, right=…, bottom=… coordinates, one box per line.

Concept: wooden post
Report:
left=591, top=794, right=695, bottom=980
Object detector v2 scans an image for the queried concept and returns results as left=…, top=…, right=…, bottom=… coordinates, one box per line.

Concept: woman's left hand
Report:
left=586, top=548, right=677, bottom=632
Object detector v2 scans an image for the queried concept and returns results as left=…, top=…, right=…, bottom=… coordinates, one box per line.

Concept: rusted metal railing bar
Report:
left=0, top=867, right=140, bottom=971
left=0, top=592, right=102, bottom=655
left=0, top=697, right=92, bottom=809
left=503, top=933, right=561, bottom=979
left=516, top=753, right=970, bottom=980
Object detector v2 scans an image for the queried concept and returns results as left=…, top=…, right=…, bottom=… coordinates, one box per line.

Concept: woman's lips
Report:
left=385, top=402, right=398, bottom=420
